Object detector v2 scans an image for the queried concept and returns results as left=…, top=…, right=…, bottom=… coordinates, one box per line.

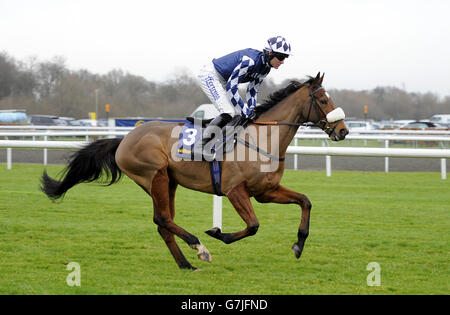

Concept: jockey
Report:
left=197, top=36, right=292, bottom=154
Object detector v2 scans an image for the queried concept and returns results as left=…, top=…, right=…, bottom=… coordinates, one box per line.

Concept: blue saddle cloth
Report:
left=176, top=120, right=223, bottom=196
left=176, top=120, right=203, bottom=160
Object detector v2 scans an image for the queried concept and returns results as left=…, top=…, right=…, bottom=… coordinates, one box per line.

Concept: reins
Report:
left=236, top=84, right=320, bottom=162
left=252, top=121, right=304, bottom=127
left=251, top=84, right=342, bottom=137
left=235, top=83, right=344, bottom=161
left=251, top=84, right=322, bottom=127
left=236, top=137, right=286, bottom=162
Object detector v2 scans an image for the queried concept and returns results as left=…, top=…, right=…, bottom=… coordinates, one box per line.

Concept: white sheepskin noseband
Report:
left=326, top=107, right=345, bottom=123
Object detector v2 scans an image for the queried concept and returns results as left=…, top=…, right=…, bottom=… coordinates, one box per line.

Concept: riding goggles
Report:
left=273, top=52, right=289, bottom=61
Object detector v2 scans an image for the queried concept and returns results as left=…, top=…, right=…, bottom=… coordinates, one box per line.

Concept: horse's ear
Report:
left=319, top=73, right=325, bottom=85
left=315, top=72, right=321, bottom=82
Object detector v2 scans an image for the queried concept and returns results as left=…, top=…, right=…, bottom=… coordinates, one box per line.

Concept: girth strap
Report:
left=209, top=160, right=223, bottom=196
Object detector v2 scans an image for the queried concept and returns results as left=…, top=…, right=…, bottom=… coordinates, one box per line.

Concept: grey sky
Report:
left=1, top=0, right=449, bottom=96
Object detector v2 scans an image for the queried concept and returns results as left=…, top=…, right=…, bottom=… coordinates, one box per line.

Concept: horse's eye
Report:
left=320, top=100, right=327, bottom=105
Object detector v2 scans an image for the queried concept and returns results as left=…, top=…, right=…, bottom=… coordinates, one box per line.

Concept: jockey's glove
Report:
left=247, top=111, right=257, bottom=122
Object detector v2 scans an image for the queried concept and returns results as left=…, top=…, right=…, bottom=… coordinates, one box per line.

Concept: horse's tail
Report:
left=41, top=138, right=123, bottom=200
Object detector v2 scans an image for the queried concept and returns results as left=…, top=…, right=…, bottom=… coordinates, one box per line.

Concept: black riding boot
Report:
left=200, top=113, right=232, bottom=160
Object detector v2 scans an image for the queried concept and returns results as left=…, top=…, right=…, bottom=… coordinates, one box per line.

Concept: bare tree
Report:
left=1, top=52, right=449, bottom=121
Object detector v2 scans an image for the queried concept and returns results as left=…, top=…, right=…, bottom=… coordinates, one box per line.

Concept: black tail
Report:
left=41, top=138, right=123, bottom=200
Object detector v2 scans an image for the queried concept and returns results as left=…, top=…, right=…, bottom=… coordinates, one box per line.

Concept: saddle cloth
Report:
left=176, top=117, right=239, bottom=161
left=176, top=117, right=228, bottom=196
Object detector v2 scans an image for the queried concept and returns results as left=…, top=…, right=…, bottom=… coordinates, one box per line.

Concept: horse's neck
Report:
left=257, top=90, right=308, bottom=156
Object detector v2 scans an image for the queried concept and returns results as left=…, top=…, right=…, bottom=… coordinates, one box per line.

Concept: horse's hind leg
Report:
left=157, top=227, right=196, bottom=269
left=157, top=180, right=196, bottom=270
left=206, top=182, right=260, bottom=244
left=151, top=168, right=211, bottom=265
left=254, top=185, right=311, bottom=259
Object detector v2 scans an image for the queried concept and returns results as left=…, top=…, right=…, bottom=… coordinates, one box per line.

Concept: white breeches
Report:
left=197, top=63, right=238, bottom=116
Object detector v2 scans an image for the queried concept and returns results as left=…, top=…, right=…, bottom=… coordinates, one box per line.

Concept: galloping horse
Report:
left=41, top=73, right=348, bottom=270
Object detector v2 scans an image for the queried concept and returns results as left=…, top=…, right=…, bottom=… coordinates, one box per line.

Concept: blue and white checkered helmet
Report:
left=264, top=36, right=292, bottom=55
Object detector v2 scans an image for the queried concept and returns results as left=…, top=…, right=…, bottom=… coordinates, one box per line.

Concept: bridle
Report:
left=304, top=84, right=344, bottom=138
left=253, top=83, right=345, bottom=139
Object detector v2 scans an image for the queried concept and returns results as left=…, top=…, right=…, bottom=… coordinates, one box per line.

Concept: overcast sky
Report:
left=1, top=0, right=450, bottom=97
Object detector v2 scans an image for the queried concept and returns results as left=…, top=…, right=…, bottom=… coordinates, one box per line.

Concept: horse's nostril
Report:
left=340, top=129, right=349, bottom=137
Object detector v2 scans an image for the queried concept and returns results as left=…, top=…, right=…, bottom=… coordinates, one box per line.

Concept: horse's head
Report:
left=301, top=72, right=348, bottom=141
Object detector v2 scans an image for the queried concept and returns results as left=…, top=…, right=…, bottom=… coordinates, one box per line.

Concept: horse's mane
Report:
left=254, top=76, right=316, bottom=117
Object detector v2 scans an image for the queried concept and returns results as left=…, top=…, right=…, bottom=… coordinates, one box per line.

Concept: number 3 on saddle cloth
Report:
left=176, top=118, right=235, bottom=196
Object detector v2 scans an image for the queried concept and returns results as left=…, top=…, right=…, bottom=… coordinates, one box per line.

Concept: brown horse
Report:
left=41, top=72, right=348, bottom=270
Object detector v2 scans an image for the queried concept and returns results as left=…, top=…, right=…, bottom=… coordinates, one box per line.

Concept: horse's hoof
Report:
left=180, top=264, right=197, bottom=271
left=292, top=243, right=303, bottom=259
left=198, top=251, right=212, bottom=263
left=205, top=227, right=221, bottom=238
left=191, top=243, right=212, bottom=263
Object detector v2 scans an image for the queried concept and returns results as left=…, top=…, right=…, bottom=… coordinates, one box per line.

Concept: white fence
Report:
left=1, top=126, right=449, bottom=180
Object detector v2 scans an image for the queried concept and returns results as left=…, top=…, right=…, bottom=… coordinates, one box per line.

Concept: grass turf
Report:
left=0, top=164, right=448, bottom=294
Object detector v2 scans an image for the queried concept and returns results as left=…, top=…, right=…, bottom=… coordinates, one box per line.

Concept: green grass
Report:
left=0, top=164, right=449, bottom=294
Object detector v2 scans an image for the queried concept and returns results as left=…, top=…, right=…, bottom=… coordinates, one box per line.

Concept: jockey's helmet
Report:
left=264, top=36, right=292, bottom=62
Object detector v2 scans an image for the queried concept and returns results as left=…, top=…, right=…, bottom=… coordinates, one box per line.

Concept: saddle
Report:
left=177, top=115, right=245, bottom=161
left=185, top=117, right=213, bottom=127
left=177, top=116, right=245, bottom=196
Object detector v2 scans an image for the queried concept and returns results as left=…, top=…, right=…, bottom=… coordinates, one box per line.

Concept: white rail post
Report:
left=43, top=135, right=48, bottom=166
left=213, top=195, right=222, bottom=229
left=7, top=148, right=12, bottom=170
left=294, top=137, right=298, bottom=170
left=322, top=141, right=331, bottom=177
left=326, top=155, right=332, bottom=177
left=385, top=140, right=389, bottom=173
left=441, top=159, right=447, bottom=180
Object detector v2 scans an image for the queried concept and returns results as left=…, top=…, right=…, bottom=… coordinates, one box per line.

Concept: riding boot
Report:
left=200, top=113, right=232, bottom=160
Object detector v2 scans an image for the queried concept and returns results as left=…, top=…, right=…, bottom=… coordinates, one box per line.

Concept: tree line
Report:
left=1, top=51, right=449, bottom=121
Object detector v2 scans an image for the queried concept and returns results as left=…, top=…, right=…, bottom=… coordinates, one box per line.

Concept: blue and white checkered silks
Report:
left=246, top=73, right=267, bottom=110
left=225, top=56, right=268, bottom=118
left=264, top=36, right=292, bottom=55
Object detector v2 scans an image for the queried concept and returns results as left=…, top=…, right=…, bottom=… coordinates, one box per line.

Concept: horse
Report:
left=41, top=72, right=348, bottom=270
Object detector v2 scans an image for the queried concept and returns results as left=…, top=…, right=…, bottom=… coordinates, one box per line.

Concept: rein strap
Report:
left=236, top=137, right=286, bottom=162
left=252, top=121, right=305, bottom=127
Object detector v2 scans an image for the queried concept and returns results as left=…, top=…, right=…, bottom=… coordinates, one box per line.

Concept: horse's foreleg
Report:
left=151, top=168, right=211, bottom=265
left=254, top=185, right=311, bottom=259
left=205, top=182, right=259, bottom=244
